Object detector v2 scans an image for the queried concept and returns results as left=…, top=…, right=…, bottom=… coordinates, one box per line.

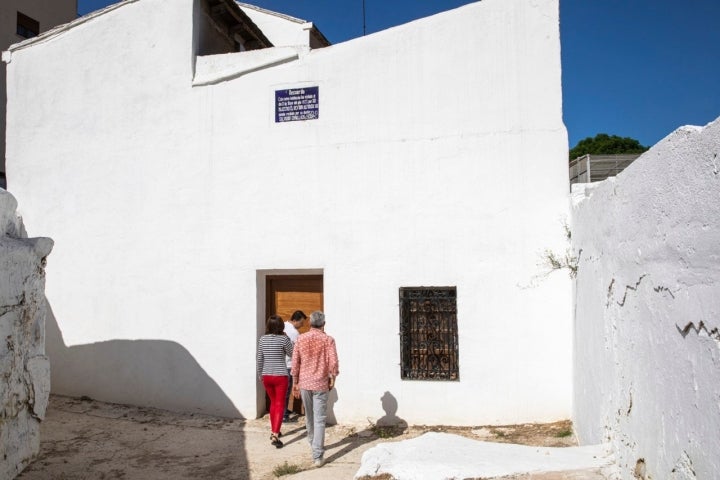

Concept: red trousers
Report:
left=262, top=375, right=289, bottom=434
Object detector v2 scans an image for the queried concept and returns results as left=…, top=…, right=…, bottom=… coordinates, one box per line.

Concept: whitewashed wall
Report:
left=5, top=0, right=571, bottom=425
left=572, top=118, right=720, bottom=479
left=0, top=0, right=77, bottom=183
left=0, top=190, right=53, bottom=480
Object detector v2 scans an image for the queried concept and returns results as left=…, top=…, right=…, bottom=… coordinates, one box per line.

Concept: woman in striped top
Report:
left=257, top=315, right=294, bottom=448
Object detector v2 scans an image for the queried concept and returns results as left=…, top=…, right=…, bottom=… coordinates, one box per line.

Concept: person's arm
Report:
left=290, top=338, right=301, bottom=394
left=327, top=337, right=339, bottom=389
left=328, top=337, right=339, bottom=377
left=256, top=338, right=264, bottom=379
left=284, top=336, right=294, bottom=359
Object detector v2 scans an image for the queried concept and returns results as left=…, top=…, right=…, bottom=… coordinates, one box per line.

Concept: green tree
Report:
left=569, top=133, right=648, bottom=160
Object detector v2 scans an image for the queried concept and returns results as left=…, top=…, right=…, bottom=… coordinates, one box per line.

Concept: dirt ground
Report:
left=16, top=395, right=607, bottom=480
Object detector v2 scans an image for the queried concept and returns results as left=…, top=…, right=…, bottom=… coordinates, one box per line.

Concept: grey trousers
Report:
left=284, top=369, right=293, bottom=418
left=300, top=389, right=328, bottom=460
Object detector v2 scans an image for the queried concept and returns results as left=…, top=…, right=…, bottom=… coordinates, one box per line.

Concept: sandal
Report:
left=270, top=434, right=283, bottom=448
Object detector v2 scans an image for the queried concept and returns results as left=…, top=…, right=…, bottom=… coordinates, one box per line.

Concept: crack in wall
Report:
left=606, top=278, right=616, bottom=308
left=617, top=275, right=648, bottom=307
left=0, top=293, right=26, bottom=318
left=653, top=285, right=676, bottom=299
left=671, top=450, right=697, bottom=479
left=676, top=321, right=720, bottom=343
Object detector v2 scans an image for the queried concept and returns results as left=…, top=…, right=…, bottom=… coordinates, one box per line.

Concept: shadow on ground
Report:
left=45, top=300, right=242, bottom=418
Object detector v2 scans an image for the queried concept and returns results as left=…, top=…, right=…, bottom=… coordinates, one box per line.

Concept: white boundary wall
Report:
left=4, top=0, right=571, bottom=425
left=572, top=118, right=720, bottom=479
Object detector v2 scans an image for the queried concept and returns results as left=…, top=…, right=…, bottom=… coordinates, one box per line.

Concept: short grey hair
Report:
left=309, top=311, right=325, bottom=328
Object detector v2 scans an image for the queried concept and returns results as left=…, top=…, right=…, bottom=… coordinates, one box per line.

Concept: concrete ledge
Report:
left=193, top=47, right=302, bottom=86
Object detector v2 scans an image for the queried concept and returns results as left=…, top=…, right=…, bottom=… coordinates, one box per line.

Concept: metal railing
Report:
left=569, top=153, right=641, bottom=188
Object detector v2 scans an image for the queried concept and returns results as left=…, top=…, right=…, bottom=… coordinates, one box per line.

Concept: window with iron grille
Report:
left=17, top=12, right=39, bottom=39
left=399, top=287, right=459, bottom=380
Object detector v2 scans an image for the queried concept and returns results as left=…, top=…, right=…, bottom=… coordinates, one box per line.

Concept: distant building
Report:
left=569, top=153, right=642, bottom=188
left=0, top=0, right=77, bottom=189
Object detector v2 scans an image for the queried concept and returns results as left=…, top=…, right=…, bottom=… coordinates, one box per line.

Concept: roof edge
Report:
left=5, top=0, right=138, bottom=56
left=236, top=2, right=307, bottom=25
left=214, top=0, right=273, bottom=49
left=237, top=2, right=331, bottom=47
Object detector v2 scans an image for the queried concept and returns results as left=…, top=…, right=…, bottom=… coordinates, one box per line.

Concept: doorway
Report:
left=266, top=275, right=323, bottom=334
left=264, top=274, right=323, bottom=415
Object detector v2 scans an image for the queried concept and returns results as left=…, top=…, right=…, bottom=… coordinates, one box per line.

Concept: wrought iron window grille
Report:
left=399, top=287, right=459, bottom=381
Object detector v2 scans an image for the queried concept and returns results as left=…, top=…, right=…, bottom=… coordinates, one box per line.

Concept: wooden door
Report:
left=265, top=275, right=323, bottom=414
left=266, top=275, right=323, bottom=333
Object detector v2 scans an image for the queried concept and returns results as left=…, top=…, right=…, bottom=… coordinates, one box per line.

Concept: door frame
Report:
left=255, top=268, right=323, bottom=418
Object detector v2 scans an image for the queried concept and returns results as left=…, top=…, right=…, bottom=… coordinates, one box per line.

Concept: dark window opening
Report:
left=399, top=287, right=459, bottom=381
left=197, top=0, right=272, bottom=55
left=17, top=12, right=39, bottom=39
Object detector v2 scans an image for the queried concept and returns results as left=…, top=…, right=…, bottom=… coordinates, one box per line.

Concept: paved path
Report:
left=16, top=395, right=611, bottom=480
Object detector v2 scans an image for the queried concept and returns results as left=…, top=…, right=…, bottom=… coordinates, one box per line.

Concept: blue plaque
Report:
left=275, top=87, right=319, bottom=123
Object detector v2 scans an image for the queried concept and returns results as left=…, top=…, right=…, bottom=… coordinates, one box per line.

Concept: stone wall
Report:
left=0, top=190, right=53, bottom=479
left=572, top=117, right=720, bottom=480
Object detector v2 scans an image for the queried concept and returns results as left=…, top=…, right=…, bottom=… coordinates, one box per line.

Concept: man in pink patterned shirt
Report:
left=291, top=311, right=339, bottom=468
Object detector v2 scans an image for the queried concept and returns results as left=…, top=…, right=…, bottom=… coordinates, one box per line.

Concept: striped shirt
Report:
left=291, top=328, right=339, bottom=392
left=257, top=334, right=293, bottom=378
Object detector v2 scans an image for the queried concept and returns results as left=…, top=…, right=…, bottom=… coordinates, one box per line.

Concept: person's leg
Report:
left=284, top=369, right=293, bottom=420
left=300, top=389, right=315, bottom=446
left=263, top=375, right=287, bottom=435
left=273, top=375, right=288, bottom=433
left=261, top=375, right=276, bottom=433
left=310, top=391, right=328, bottom=461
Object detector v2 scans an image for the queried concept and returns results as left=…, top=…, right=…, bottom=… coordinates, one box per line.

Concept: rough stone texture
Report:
left=0, top=189, right=53, bottom=480
left=572, top=116, right=720, bottom=480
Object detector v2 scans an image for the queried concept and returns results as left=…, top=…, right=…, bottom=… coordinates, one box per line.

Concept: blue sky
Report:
left=78, top=0, right=720, bottom=149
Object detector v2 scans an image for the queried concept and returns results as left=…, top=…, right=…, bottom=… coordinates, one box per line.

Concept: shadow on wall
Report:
left=376, top=391, right=408, bottom=430
left=326, top=386, right=339, bottom=425
left=44, top=299, right=242, bottom=419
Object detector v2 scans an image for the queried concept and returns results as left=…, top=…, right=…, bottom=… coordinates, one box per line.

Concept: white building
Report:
left=0, top=0, right=77, bottom=189
left=3, top=0, right=571, bottom=425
